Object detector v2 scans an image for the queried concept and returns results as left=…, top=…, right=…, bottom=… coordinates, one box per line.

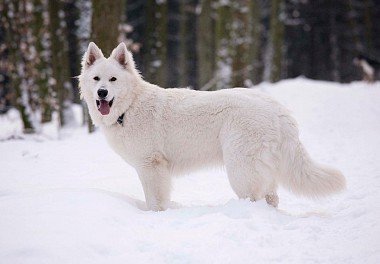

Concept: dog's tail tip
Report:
left=282, top=159, right=346, bottom=199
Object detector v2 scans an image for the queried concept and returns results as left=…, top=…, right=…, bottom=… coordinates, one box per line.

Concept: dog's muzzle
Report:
left=96, top=97, right=114, bottom=115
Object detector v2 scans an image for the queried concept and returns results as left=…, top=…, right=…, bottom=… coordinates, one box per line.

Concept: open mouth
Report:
left=96, top=98, right=114, bottom=115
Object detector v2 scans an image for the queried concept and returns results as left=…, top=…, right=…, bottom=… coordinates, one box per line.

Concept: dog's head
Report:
left=79, top=42, right=140, bottom=126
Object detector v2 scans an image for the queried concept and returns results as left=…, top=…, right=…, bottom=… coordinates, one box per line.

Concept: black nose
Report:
left=97, top=89, right=108, bottom=99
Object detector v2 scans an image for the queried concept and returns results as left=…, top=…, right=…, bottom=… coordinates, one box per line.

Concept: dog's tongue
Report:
left=99, top=100, right=110, bottom=115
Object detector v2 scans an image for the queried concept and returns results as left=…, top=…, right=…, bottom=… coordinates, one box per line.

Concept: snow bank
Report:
left=0, top=79, right=379, bottom=263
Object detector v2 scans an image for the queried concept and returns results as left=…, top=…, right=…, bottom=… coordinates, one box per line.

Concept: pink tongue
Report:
left=99, top=100, right=110, bottom=115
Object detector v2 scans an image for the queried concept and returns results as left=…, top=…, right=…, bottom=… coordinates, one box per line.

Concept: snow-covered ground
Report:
left=1, top=79, right=379, bottom=263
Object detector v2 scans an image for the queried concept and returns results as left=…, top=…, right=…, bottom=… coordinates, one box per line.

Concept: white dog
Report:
left=79, top=42, right=346, bottom=211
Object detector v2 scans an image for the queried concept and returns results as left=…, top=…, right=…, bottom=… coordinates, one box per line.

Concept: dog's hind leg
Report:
left=224, top=154, right=277, bottom=203
left=137, top=154, right=171, bottom=211
left=222, top=137, right=280, bottom=206
left=265, top=185, right=279, bottom=208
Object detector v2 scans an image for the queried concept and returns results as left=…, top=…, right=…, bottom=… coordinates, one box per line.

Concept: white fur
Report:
left=79, top=42, right=346, bottom=211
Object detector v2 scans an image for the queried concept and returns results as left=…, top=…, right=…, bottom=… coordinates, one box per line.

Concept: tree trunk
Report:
left=167, top=0, right=181, bottom=87
left=64, top=0, right=81, bottom=104
left=269, top=0, right=284, bottom=83
left=144, top=0, right=168, bottom=87
left=125, top=0, right=146, bottom=73
left=231, top=0, right=249, bottom=88
left=197, top=0, right=215, bottom=90
left=215, top=2, right=232, bottom=89
left=178, top=0, right=198, bottom=89
left=32, top=0, right=52, bottom=123
left=249, top=0, right=262, bottom=85
left=2, top=0, right=38, bottom=133
left=91, top=0, right=124, bottom=56
left=48, top=0, right=72, bottom=127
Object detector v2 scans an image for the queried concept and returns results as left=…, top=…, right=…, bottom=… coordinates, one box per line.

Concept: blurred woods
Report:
left=0, top=0, right=379, bottom=134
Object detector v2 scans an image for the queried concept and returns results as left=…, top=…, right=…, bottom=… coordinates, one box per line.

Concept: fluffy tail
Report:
left=278, top=117, right=346, bottom=198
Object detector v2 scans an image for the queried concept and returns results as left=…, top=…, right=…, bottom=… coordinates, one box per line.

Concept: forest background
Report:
left=1, top=0, right=379, bottom=133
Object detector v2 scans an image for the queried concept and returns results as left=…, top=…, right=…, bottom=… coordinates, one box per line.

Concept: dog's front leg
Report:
left=137, top=157, right=171, bottom=211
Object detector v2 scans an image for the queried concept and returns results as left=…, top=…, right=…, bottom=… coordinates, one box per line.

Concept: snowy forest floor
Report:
left=1, top=78, right=380, bottom=263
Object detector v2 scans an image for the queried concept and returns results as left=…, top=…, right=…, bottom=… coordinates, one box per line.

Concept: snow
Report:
left=1, top=78, right=380, bottom=263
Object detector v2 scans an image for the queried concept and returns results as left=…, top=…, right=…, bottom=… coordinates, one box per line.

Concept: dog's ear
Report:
left=83, top=42, right=104, bottom=68
left=110, top=42, right=134, bottom=69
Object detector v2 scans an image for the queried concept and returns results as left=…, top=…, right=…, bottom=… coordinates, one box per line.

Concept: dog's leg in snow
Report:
left=264, top=182, right=279, bottom=208
left=137, top=155, right=171, bottom=211
left=265, top=192, right=279, bottom=208
left=221, top=122, right=280, bottom=206
left=223, top=147, right=279, bottom=205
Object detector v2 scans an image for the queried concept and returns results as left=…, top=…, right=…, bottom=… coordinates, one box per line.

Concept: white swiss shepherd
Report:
left=79, top=42, right=346, bottom=211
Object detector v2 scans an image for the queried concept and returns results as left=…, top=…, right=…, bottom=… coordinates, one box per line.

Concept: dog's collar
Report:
left=117, top=113, right=125, bottom=126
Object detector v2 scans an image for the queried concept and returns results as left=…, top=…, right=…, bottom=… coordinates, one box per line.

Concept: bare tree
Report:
left=48, top=0, right=72, bottom=126
left=249, top=0, right=263, bottom=85
left=269, top=0, right=284, bottom=82
left=231, top=0, right=249, bottom=87
left=144, top=0, right=168, bottom=87
left=214, top=1, right=232, bottom=89
left=197, top=0, right=215, bottom=89
left=32, top=0, right=52, bottom=123
left=178, top=0, right=198, bottom=89
left=91, top=0, right=124, bottom=56
left=1, top=0, right=40, bottom=133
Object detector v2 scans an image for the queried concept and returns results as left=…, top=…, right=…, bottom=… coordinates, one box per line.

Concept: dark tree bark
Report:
left=2, top=0, right=38, bottom=133
left=91, top=0, right=124, bottom=56
left=249, top=0, right=263, bottom=85
left=144, top=0, right=168, bottom=87
left=48, top=0, right=72, bottom=127
left=125, top=0, right=145, bottom=72
left=64, top=0, right=81, bottom=104
left=32, top=0, right=52, bottom=123
left=179, top=0, right=198, bottom=89
left=269, top=0, right=284, bottom=83
left=167, top=0, right=181, bottom=87
left=214, top=2, right=231, bottom=89
left=197, top=0, right=215, bottom=89
left=231, top=0, right=249, bottom=87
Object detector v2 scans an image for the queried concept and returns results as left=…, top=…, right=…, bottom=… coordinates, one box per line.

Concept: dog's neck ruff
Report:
left=117, top=113, right=125, bottom=126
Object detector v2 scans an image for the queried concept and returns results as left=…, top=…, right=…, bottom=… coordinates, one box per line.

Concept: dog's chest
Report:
left=102, top=122, right=151, bottom=166
left=101, top=126, right=133, bottom=163
left=102, top=126, right=125, bottom=154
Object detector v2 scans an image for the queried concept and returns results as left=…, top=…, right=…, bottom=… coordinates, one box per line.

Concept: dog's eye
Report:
left=110, top=77, right=117, bottom=82
left=93, top=76, right=100, bottom=81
